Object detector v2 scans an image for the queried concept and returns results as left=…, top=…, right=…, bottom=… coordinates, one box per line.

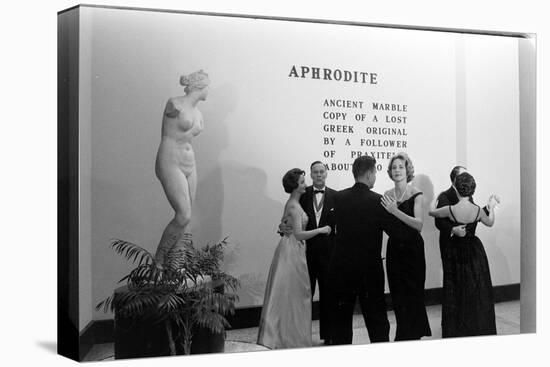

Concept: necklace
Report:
left=393, top=186, right=407, bottom=202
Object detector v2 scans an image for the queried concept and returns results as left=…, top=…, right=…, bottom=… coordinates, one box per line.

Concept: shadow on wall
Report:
left=412, top=174, right=443, bottom=287
left=192, top=82, right=234, bottom=245
left=483, top=230, right=513, bottom=286
left=235, top=272, right=269, bottom=306
left=476, top=200, right=514, bottom=286
left=190, top=83, right=283, bottom=307
left=218, top=232, right=269, bottom=307
left=92, top=177, right=168, bottom=318
left=217, top=234, right=267, bottom=306
left=220, top=162, right=284, bottom=307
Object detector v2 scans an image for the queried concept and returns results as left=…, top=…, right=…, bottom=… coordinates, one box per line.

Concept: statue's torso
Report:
left=156, top=97, right=203, bottom=175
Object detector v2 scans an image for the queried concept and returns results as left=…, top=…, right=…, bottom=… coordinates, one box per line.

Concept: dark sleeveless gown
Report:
left=386, top=192, right=432, bottom=341
left=442, top=205, right=496, bottom=338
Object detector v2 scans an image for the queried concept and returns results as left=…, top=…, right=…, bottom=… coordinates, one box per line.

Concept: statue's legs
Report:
left=154, top=167, right=193, bottom=264
left=188, top=166, right=197, bottom=208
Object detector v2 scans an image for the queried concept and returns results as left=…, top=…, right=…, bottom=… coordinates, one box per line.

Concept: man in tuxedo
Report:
left=435, top=166, right=490, bottom=265
left=328, top=155, right=399, bottom=344
left=299, top=161, right=337, bottom=345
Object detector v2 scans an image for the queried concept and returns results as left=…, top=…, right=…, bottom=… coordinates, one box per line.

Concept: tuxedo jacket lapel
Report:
left=302, top=186, right=317, bottom=229
left=318, top=188, right=333, bottom=227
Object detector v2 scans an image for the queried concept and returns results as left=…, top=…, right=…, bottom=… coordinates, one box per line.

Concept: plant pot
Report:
left=114, top=311, right=169, bottom=359
left=114, top=314, right=225, bottom=359
left=113, top=287, right=226, bottom=359
left=189, top=326, right=225, bottom=354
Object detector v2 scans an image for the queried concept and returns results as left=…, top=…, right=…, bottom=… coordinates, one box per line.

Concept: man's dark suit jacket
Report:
left=328, top=182, right=398, bottom=294
left=299, top=185, right=336, bottom=301
left=299, top=185, right=336, bottom=257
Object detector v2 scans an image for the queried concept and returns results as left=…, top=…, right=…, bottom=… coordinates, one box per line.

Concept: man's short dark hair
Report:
left=310, top=161, right=325, bottom=170
left=282, top=168, right=305, bottom=193
left=450, top=165, right=467, bottom=184
left=352, top=156, right=376, bottom=179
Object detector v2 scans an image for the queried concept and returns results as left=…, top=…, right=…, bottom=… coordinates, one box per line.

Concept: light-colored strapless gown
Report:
left=257, top=210, right=312, bottom=349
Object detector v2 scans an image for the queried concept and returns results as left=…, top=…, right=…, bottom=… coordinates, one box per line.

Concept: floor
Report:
left=83, top=300, right=520, bottom=361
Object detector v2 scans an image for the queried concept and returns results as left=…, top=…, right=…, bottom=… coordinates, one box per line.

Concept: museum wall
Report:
left=75, top=8, right=521, bottom=320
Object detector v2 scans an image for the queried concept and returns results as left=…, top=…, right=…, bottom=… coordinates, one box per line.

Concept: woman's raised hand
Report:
left=488, top=194, right=501, bottom=210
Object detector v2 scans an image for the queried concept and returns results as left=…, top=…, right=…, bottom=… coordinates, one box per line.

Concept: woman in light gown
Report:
left=257, top=168, right=332, bottom=349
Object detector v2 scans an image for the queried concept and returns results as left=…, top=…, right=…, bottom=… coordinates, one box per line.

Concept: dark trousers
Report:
left=306, top=246, right=333, bottom=341
left=331, top=287, right=390, bottom=344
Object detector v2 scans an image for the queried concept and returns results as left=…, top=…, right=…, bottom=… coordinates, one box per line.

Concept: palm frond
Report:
left=98, top=234, right=240, bottom=345
left=157, top=293, right=187, bottom=313
left=165, top=239, right=195, bottom=273
left=96, top=296, right=113, bottom=314
left=163, top=233, right=192, bottom=261
left=212, top=273, right=240, bottom=293
left=114, top=289, right=167, bottom=318
left=111, top=239, right=154, bottom=265
left=195, top=310, right=230, bottom=334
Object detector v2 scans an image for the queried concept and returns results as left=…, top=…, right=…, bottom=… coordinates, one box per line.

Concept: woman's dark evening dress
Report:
left=386, top=192, right=432, bottom=341
left=442, top=205, right=496, bottom=338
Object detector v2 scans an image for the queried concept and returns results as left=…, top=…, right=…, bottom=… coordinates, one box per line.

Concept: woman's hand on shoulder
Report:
left=381, top=195, right=398, bottom=214
left=278, top=217, right=293, bottom=236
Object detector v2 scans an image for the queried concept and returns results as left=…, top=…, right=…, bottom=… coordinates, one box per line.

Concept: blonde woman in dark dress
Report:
left=381, top=152, right=431, bottom=341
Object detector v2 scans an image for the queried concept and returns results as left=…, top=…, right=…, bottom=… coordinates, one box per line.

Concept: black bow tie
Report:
left=314, top=189, right=325, bottom=194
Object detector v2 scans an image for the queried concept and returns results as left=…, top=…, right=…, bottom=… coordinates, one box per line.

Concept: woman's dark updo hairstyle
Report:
left=282, top=168, right=305, bottom=193
left=454, top=172, right=476, bottom=197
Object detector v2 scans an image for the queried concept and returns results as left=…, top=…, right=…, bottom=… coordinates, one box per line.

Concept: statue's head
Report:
left=180, top=70, right=210, bottom=95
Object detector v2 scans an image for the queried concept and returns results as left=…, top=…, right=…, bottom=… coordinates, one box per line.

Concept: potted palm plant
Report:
left=96, top=234, right=239, bottom=358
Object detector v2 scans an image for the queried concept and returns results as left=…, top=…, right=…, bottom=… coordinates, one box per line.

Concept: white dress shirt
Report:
left=313, top=186, right=325, bottom=227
